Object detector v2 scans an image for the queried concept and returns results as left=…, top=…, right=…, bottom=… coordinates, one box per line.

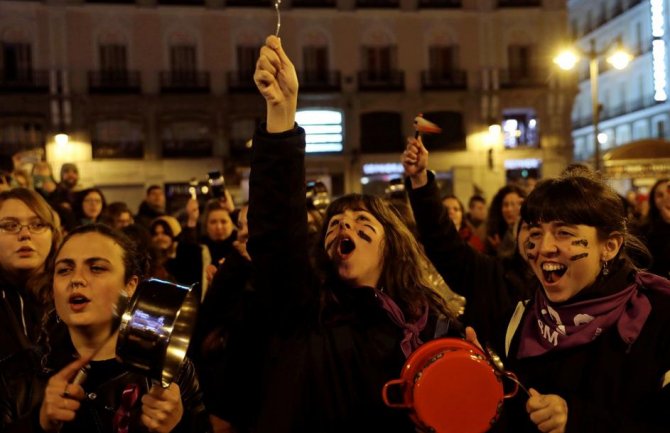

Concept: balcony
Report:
left=421, top=70, right=467, bottom=90
left=226, top=0, right=267, bottom=6
left=356, top=0, right=400, bottom=8
left=88, top=70, right=141, bottom=94
left=292, top=0, right=337, bottom=7
left=572, top=95, right=658, bottom=128
left=497, top=0, right=541, bottom=6
left=226, top=70, right=256, bottom=93
left=499, top=67, right=548, bottom=88
left=357, top=70, right=404, bottom=92
left=298, top=70, right=341, bottom=92
left=0, top=70, right=49, bottom=93
left=159, top=71, right=210, bottom=94
left=418, top=0, right=462, bottom=7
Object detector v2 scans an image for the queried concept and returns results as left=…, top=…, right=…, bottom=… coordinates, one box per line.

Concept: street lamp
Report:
left=554, top=40, right=633, bottom=172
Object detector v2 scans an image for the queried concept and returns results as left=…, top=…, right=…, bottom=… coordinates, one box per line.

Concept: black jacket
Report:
left=245, top=126, right=461, bottom=433
left=408, top=173, right=670, bottom=433
left=0, top=324, right=210, bottom=433
left=0, top=283, right=45, bottom=364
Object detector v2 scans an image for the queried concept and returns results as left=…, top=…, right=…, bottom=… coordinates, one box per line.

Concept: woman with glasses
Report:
left=0, top=188, right=62, bottom=363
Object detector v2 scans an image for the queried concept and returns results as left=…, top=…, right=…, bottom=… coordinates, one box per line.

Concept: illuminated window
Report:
left=296, top=109, right=343, bottom=153
left=501, top=108, right=539, bottom=149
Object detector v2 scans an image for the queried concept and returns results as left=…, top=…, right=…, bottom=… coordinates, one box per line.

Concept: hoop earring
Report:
left=602, top=260, right=610, bottom=276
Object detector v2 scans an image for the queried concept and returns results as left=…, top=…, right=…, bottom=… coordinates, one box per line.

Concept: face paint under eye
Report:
left=570, top=253, right=589, bottom=261
left=571, top=239, right=589, bottom=247
left=357, top=230, right=372, bottom=243
left=524, top=239, right=538, bottom=260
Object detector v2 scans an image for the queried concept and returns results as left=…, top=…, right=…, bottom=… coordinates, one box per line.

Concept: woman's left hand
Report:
left=526, top=388, right=568, bottom=433
left=141, top=383, right=184, bottom=433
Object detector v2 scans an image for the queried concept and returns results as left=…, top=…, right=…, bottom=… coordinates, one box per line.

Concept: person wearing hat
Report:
left=150, top=215, right=211, bottom=299
left=50, top=163, right=80, bottom=211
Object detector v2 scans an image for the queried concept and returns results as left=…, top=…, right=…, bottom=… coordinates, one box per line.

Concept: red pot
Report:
left=382, top=338, right=518, bottom=433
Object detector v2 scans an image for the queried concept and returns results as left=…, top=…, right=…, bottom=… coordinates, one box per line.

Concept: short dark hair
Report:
left=146, top=185, right=162, bottom=195
left=468, top=194, right=486, bottom=208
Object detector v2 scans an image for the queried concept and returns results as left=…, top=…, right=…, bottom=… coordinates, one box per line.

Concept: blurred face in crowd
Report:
left=61, top=167, right=79, bottom=189
left=114, top=211, right=134, bottom=229
left=83, top=191, right=103, bottom=221
left=653, top=180, right=670, bottom=223
left=206, top=209, right=234, bottom=241
left=53, top=232, right=137, bottom=336
left=502, top=192, right=524, bottom=227
left=469, top=200, right=487, bottom=223
left=0, top=199, right=53, bottom=276
left=324, top=206, right=385, bottom=288
left=442, top=197, right=463, bottom=230
left=151, top=224, right=173, bottom=251
left=147, top=187, right=165, bottom=211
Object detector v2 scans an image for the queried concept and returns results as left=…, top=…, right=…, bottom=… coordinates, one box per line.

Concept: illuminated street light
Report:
left=554, top=40, right=632, bottom=172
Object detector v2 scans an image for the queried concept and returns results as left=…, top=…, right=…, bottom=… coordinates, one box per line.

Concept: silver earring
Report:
left=602, top=260, right=610, bottom=276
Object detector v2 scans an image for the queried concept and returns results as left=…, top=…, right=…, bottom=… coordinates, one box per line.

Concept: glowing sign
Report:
left=296, top=109, right=344, bottom=153
left=362, top=163, right=404, bottom=175
left=651, top=0, right=668, bottom=101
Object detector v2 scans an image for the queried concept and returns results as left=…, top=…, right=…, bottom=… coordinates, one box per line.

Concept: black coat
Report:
left=407, top=173, right=670, bottom=433
left=0, top=282, right=45, bottom=363
left=245, top=126, right=460, bottom=433
left=0, top=323, right=210, bottom=433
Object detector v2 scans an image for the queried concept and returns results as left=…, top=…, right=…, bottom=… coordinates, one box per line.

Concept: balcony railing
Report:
left=418, top=0, right=462, bottom=7
left=226, top=70, right=256, bottom=92
left=0, top=70, right=49, bottom=93
left=159, top=71, right=210, bottom=93
left=497, top=0, right=541, bottom=7
left=226, top=0, right=267, bottom=6
left=356, top=0, right=400, bottom=8
left=298, top=70, right=341, bottom=92
left=499, top=67, right=548, bottom=88
left=357, top=70, right=405, bottom=91
left=292, top=0, right=337, bottom=7
left=88, top=70, right=141, bottom=94
left=572, top=95, right=658, bottom=128
left=421, top=69, right=467, bottom=90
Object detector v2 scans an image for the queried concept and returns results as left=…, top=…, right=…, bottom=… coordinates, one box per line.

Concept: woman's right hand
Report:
left=39, top=356, right=90, bottom=432
left=254, top=35, right=298, bottom=133
left=402, top=136, right=429, bottom=188
left=526, top=388, right=568, bottom=433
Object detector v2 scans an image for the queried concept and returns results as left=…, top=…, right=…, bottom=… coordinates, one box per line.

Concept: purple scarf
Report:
left=375, top=290, right=428, bottom=358
left=517, top=272, right=670, bottom=358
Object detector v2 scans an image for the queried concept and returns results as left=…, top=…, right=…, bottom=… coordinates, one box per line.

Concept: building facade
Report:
left=0, top=0, right=572, bottom=208
left=568, top=0, right=670, bottom=192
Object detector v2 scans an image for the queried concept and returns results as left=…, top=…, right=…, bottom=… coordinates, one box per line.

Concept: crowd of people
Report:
left=0, top=34, right=669, bottom=433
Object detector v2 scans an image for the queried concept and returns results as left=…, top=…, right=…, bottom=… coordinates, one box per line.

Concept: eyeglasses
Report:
left=0, top=220, right=51, bottom=234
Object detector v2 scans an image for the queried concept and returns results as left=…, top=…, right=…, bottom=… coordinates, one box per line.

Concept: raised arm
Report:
left=247, top=36, right=312, bottom=326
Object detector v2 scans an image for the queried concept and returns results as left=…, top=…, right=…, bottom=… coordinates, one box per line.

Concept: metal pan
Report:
left=116, top=278, right=199, bottom=388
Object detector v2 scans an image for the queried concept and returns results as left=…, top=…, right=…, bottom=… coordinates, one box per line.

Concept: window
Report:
left=100, top=44, right=127, bottom=73
left=362, top=46, right=396, bottom=80
left=296, top=109, right=343, bottom=153
left=0, top=120, right=44, bottom=156
left=429, top=45, right=459, bottom=77
left=420, top=111, right=465, bottom=151
left=508, top=44, right=534, bottom=81
left=170, top=45, right=197, bottom=73
left=236, top=45, right=258, bottom=75
left=1, top=42, right=32, bottom=80
left=360, top=112, right=402, bottom=153
left=230, top=116, right=260, bottom=159
left=501, top=108, right=539, bottom=148
left=303, top=46, right=329, bottom=82
left=91, top=119, right=144, bottom=159
left=162, top=119, right=213, bottom=157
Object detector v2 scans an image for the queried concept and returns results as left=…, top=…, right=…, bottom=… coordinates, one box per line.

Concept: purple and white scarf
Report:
left=517, top=272, right=670, bottom=358
left=375, top=290, right=428, bottom=358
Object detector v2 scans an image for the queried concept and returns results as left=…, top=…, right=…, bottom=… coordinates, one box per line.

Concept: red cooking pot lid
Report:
left=384, top=338, right=510, bottom=433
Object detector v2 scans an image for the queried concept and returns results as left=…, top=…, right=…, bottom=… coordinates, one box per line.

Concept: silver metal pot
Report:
left=116, top=278, right=199, bottom=388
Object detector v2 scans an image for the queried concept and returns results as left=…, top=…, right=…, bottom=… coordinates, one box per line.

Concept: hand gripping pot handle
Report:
left=381, top=379, right=412, bottom=408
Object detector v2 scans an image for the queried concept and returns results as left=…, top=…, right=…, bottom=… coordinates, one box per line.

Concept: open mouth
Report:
left=338, top=237, right=356, bottom=256
left=69, top=294, right=91, bottom=306
left=541, top=263, right=567, bottom=284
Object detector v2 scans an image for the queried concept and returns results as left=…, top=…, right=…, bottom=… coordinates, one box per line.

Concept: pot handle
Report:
left=382, top=379, right=411, bottom=408
left=502, top=371, right=521, bottom=399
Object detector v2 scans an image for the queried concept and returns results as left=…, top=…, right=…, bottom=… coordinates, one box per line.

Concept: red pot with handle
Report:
left=382, top=338, right=519, bottom=433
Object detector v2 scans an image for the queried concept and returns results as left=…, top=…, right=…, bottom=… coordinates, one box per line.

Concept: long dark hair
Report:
left=317, top=193, right=449, bottom=320
left=647, top=178, right=670, bottom=225
left=521, top=173, right=651, bottom=269
left=486, top=184, right=526, bottom=239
